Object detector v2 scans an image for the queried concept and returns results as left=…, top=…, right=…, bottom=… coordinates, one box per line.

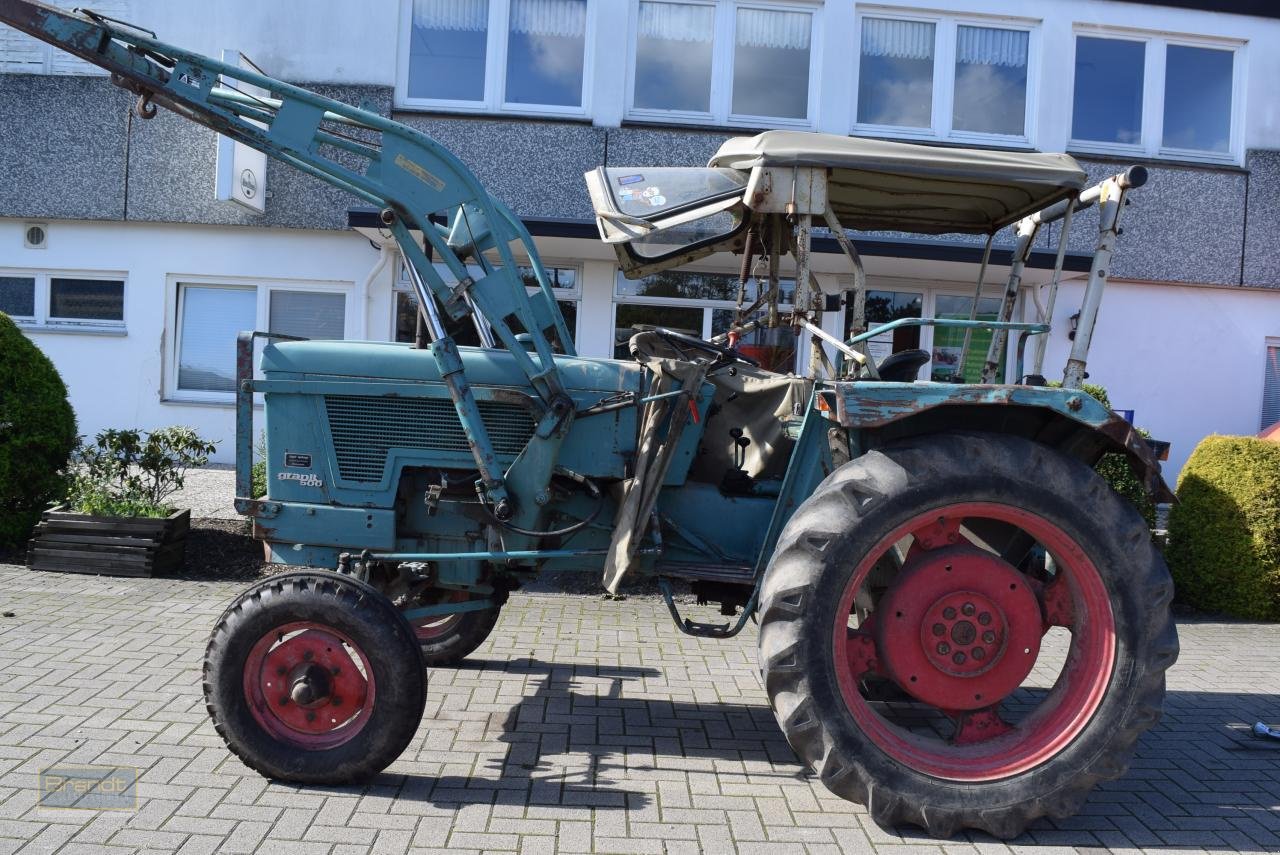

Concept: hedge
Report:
left=0, top=312, right=78, bottom=547
left=1165, top=435, right=1280, bottom=620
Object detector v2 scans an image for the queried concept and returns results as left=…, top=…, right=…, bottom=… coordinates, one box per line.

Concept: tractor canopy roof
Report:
left=708, top=131, right=1087, bottom=235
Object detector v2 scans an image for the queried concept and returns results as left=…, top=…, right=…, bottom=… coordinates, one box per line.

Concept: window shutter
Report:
left=1263, top=345, right=1280, bottom=430
left=269, top=290, right=345, bottom=341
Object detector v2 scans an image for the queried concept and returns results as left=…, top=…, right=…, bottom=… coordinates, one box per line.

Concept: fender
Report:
left=829, top=382, right=1174, bottom=503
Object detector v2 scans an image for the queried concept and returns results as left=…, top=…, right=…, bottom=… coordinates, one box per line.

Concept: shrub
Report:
left=66, top=427, right=217, bottom=518
left=1051, top=381, right=1157, bottom=528
left=250, top=431, right=267, bottom=499
left=1165, top=436, right=1280, bottom=620
left=0, top=312, right=77, bottom=547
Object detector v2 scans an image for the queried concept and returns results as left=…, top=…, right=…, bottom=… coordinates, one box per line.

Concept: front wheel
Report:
left=758, top=433, right=1178, bottom=839
left=203, top=571, right=427, bottom=783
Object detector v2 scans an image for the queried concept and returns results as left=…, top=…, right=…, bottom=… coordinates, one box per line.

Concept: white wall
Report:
left=1037, top=277, right=1278, bottom=481
left=1, top=218, right=388, bottom=464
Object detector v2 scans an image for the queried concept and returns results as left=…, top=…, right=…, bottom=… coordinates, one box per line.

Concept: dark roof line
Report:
left=346, top=209, right=1093, bottom=273
left=1117, top=0, right=1280, bottom=18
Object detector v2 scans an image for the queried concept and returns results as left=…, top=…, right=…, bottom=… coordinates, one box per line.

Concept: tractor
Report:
left=1, top=2, right=1178, bottom=838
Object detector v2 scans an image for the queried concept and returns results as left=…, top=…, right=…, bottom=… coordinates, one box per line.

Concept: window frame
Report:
left=851, top=8, right=1040, bottom=148
left=0, top=268, right=127, bottom=333
left=840, top=278, right=1024, bottom=384
left=623, top=0, right=823, bottom=130
left=611, top=265, right=802, bottom=371
left=166, top=274, right=352, bottom=405
left=389, top=256, right=583, bottom=345
left=1068, top=25, right=1246, bottom=166
left=395, top=0, right=597, bottom=119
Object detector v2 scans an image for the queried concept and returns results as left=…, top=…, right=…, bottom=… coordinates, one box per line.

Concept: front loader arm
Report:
left=0, top=0, right=577, bottom=521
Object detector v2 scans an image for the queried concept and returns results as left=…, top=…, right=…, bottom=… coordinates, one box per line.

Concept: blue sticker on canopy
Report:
left=617, top=174, right=645, bottom=186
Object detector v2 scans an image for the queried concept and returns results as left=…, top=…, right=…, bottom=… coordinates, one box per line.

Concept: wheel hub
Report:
left=253, top=627, right=369, bottom=735
left=875, top=545, right=1042, bottom=711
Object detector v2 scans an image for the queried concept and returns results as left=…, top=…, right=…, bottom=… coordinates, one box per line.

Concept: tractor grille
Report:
left=324, top=395, right=535, bottom=483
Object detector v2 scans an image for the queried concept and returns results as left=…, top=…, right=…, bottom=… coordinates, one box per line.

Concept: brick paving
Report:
left=0, top=564, right=1277, bottom=854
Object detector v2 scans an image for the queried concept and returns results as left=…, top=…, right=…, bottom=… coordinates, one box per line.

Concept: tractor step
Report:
left=656, top=562, right=755, bottom=585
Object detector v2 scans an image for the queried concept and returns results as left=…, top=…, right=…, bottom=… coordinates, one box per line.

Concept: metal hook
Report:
left=134, top=91, right=156, bottom=119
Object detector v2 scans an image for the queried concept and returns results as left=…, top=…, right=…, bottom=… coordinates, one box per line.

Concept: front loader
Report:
left=1, top=2, right=1177, bottom=838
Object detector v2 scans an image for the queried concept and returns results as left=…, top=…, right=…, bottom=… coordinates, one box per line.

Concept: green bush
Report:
left=1166, top=436, right=1280, bottom=620
left=0, top=312, right=77, bottom=546
left=1051, top=381, right=1157, bottom=528
left=66, top=427, right=217, bottom=518
left=251, top=431, right=267, bottom=499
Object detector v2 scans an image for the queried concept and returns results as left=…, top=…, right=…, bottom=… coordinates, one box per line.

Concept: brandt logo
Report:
left=278, top=472, right=323, bottom=488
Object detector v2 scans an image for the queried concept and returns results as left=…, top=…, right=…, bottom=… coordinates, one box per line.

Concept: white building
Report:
left=2, top=0, right=1278, bottom=480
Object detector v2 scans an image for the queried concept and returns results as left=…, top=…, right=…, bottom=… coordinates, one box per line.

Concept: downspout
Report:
left=358, top=241, right=394, bottom=340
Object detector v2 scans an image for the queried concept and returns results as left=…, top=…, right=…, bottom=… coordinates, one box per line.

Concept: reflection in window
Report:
left=634, top=1, right=714, bottom=112
left=49, top=278, right=124, bottom=322
left=731, top=7, right=812, bottom=119
left=853, top=290, right=923, bottom=366
left=1163, top=44, right=1233, bottom=153
left=858, top=17, right=934, bottom=128
left=269, top=291, right=345, bottom=340
left=952, top=26, right=1027, bottom=136
left=408, top=0, right=489, bottom=102
left=0, top=276, right=35, bottom=317
left=178, top=286, right=255, bottom=393
left=932, top=295, right=1004, bottom=383
left=711, top=308, right=796, bottom=373
left=614, top=304, right=703, bottom=359
left=1072, top=37, right=1144, bottom=145
left=617, top=270, right=794, bottom=303
left=505, top=0, right=587, bottom=107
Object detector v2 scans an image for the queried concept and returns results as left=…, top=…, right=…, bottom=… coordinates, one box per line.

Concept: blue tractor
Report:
left=3, top=2, right=1178, bottom=838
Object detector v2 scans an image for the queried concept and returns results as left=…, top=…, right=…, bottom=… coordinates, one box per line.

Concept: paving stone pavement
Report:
left=0, top=563, right=1278, bottom=855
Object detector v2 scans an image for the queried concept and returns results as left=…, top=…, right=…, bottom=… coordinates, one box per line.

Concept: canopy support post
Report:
left=957, top=234, right=995, bottom=381
left=821, top=204, right=868, bottom=358
left=981, top=219, right=1038, bottom=384
left=1031, top=199, right=1076, bottom=378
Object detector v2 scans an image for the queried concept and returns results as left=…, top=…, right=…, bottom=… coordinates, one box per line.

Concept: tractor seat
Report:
left=876, top=349, right=930, bottom=382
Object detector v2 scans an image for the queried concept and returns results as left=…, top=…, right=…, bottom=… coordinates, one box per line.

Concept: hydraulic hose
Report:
left=483, top=467, right=604, bottom=538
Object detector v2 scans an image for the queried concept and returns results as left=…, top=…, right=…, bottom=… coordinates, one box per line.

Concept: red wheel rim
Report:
left=832, top=502, right=1115, bottom=781
left=243, top=621, right=375, bottom=750
left=412, top=591, right=468, bottom=641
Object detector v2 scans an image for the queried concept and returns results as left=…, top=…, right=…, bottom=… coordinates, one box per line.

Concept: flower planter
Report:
left=27, top=507, right=191, bottom=578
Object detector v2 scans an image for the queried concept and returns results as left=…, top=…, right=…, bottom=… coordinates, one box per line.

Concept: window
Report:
left=614, top=269, right=798, bottom=373
left=855, top=13, right=1033, bottom=144
left=399, top=0, right=591, bottom=115
left=1070, top=30, right=1242, bottom=163
left=0, top=270, right=125, bottom=329
left=1264, top=341, right=1280, bottom=431
left=628, top=0, right=818, bottom=127
left=845, top=286, right=1013, bottom=383
left=1, top=0, right=128, bottom=75
left=393, top=260, right=579, bottom=352
left=171, top=279, right=348, bottom=400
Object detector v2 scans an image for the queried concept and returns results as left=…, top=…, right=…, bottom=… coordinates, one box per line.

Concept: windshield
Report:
left=604, top=167, right=747, bottom=219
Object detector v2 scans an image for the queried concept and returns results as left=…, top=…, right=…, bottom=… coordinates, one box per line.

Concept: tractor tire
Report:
left=758, top=433, right=1178, bottom=839
left=414, top=603, right=502, bottom=667
left=204, top=571, right=427, bottom=784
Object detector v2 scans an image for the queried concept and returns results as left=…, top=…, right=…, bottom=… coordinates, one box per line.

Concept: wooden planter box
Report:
left=27, top=507, right=190, bottom=578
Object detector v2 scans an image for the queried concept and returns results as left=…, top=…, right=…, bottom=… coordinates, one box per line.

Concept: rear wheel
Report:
left=411, top=590, right=502, bottom=667
left=204, top=571, right=426, bottom=783
left=758, top=433, right=1178, bottom=838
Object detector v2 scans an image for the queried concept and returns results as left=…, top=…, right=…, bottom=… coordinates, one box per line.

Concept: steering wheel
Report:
left=651, top=327, right=760, bottom=368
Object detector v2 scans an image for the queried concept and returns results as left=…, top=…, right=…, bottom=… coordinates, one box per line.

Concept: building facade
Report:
left=2, top=0, right=1278, bottom=480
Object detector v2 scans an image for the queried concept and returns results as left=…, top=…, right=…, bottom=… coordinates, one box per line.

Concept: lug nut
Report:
left=978, top=612, right=992, bottom=625
left=303, top=650, right=313, bottom=661
left=932, top=623, right=945, bottom=636
left=962, top=602, right=975, bottom=616
left=331, top=697, right=342, bottom=706
left=306, top=712, right=316, bottom=722
left=952, top=652, right=967, bottom=665
left=279, top=696, right=289, bottom=706
left=937, top=642, right=950, bottom=655
left=972, top=647, right=986, bottom=661
left=983, top=631, right=996, bottom=644
left=276, top=667, right=286, bottom=676
left=942, top=607, right=957, bottom=620
left=331, top=666, right=341, bottom=676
